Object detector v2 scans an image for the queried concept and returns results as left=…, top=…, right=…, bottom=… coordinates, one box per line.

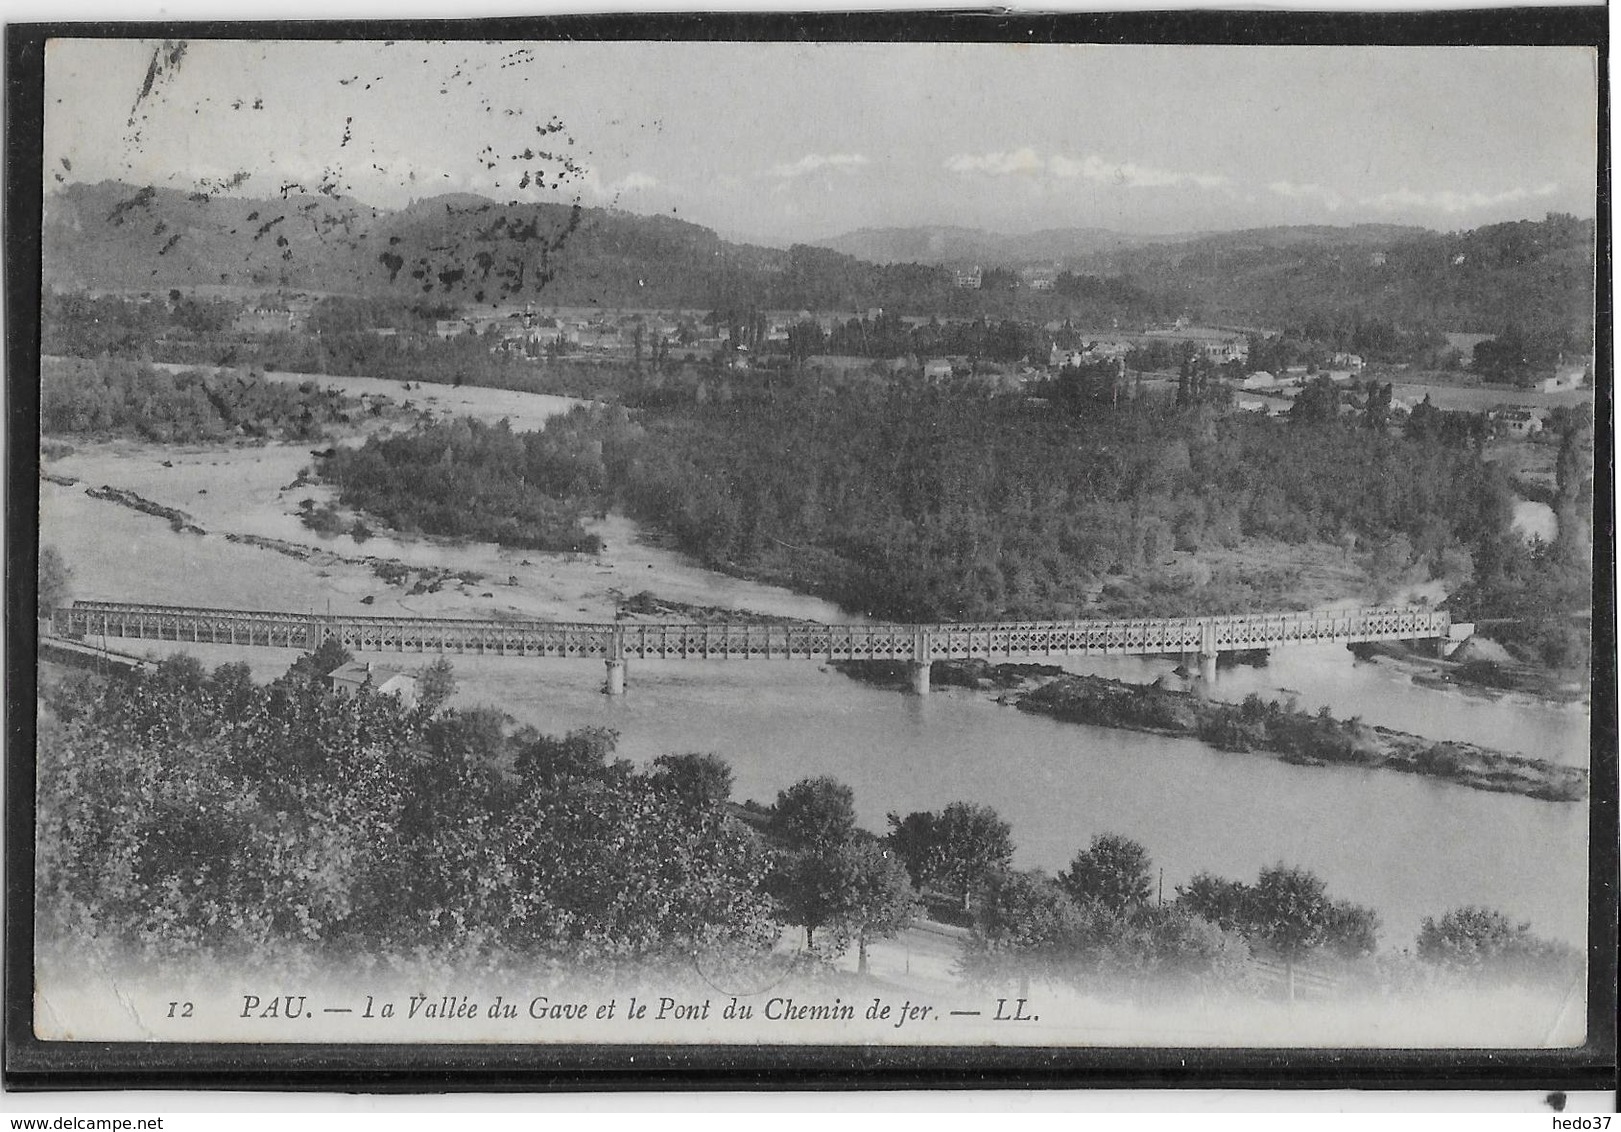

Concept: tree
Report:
left=514, top=726, right=621, bottom=788
left=887, top=801, right=1013, bottom=911
left=1056, top=359, right=1125, bottom=414
left=1368, top=533, right=1416, bottom=601
left=766, top=805, right=918, bottom=960
left=1132, top=903, right=1253, bottom=990
left=1472, top=325, right=1536, bottom=385
left=416, top=657, right=457, bottom=714
left=1175, top=347, right=1193, bottom=408
left=650, top=752, right=735, bottom=809
left=763, top=776, right=921, bottom=961
left=1361, top=380, right=1392, bottom=430
left=962, top=869, right=1088, bottom=994
left=1248, top=864, right=1332, bottom=998
left=1324, top=898, right=1380, bottom=960
left=786, top=320, right=826, bottom=370
left=832, top=839, right=920, bottom=972
left=1289, top=376, right=1341, bottom=425
left=501, top=770, right=778, bottom=962
left=1405, top=394, right=1441, bottom=442
left=1554, top=418, right=1592, bottom=502
left=1060, top=833, right=1153, bottom=915
left=886, top=809, right=943, bottom=889
left=285, top=635, right=353, bottom=686
left=38, top=545, right=72, bottom=618
left=766, top=842, right=841, bottom=953
left=1417, top=906, right=1580, bottom=984
left=771, top=776, right=856, bottom=851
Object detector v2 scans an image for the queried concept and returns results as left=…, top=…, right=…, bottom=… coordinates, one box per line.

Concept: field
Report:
left=1390, top=378, right=1594, bottom=414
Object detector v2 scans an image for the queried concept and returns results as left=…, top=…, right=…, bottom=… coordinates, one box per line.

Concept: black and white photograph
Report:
left=10, top=22, right=1611, bottom=1081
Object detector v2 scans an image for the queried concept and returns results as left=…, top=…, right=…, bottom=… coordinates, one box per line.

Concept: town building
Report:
left=1139, top=325, right=1250, bottom=364
left=1542, top=358, right=1591, bottom=393
left=1021, top=266, right=1059, bottom=291
left=1492, top=408, right=1544, bottom=437
left=234, top=298, right=309, bottom=336
left=327, top=661, right=420, bottom=708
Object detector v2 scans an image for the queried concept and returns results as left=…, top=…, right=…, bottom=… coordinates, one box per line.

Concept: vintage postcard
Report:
left=16, top=25, right=1608, bottom=1073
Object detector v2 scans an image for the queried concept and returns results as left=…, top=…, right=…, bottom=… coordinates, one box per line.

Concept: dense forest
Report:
left=320, top=408, right=643, bottom=552
left=611, top=379, right=1510, bottom=622
left=1100, top=214, right=1597, bottom=355
left=39, top=355, right=359, bottom=443
left=41, top=289, right=630, bottom=402
left=300, top=368, right=1590, bottom=674
left=39, top=652, right=1577, bottom=994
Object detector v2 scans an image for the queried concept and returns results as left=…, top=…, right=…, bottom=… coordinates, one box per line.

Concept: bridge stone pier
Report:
left=909, top=630, right=934, bottom=696
left=1198, top=620, right=1219, bottom=683
left=48, top=601, right=1455, bottom=697
left=603, top=627, right=628, bottom=695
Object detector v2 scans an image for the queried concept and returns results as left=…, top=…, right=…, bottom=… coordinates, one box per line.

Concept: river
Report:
left=37, top=372, right=1593, bottom=951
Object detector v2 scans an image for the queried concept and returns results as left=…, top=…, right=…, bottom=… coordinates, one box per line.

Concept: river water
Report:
left=38, top=374, right=1593, bottom=951
left=453, top=648, right=1589, bottom=950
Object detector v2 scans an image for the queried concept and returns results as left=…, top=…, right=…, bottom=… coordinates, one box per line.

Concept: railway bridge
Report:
left=50, top=600, right=1465, bottom=695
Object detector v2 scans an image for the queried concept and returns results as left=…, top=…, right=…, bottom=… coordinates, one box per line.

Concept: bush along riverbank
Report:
left=834, top=660, right=1586, bottom=803
left=1349, top=641, right=1590, bottom=704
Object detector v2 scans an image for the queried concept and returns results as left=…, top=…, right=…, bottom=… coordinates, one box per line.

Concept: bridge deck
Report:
left=53, top=601, right=1451, bottom=662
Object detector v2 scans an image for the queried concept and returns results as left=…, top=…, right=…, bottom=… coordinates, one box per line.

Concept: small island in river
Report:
left=835, top=658, right=1587, bottom=804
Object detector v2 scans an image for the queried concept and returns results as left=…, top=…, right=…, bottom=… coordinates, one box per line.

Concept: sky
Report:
left=43, top=38, right=1599, bottom=245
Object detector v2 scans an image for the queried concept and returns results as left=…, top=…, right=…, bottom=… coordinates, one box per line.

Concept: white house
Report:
left=328, top=661, right=420, bottom=709
left=1541, top=360, right=1589, bottom=393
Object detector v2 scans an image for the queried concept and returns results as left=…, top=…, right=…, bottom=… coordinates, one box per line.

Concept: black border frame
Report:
left=4, top=9, right=1615, bottom=1094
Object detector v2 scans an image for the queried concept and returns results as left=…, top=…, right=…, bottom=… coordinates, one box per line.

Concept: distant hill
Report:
left=43, top=182, right=932, bottom=311
left=1181, top=224, right=1430, bottom=251
left=40, top=182, right=1010, bottom=315
left=814, top=225, right=1167, bottom=267
left=41, top=180, right=390, bottom=294
left=1111, top=217, right=1595, bottom=340
left=811, top=223, right=1430, bottom=269
left=42, top=181, right=1593, bottom=349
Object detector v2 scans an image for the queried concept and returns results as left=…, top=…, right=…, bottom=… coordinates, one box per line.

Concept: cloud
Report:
left=1360, top=182, right=1560, bottom=214
left=578, top=168, right=660, bottom=202
left=609, top=172, right=659, bottom=194
left=1267, top=180, right=1344, bottom=211
left=764, top=152, right=870, bottom=178
left=944, top=148, right=1045, bottom=176
left=947, top=149, right=1230, bottom=191
left=1049, top=153, right=1229, bottom=191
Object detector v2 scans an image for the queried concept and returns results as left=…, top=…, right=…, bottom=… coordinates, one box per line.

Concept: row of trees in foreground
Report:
left=38, top=649, right=1579, bottom=999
